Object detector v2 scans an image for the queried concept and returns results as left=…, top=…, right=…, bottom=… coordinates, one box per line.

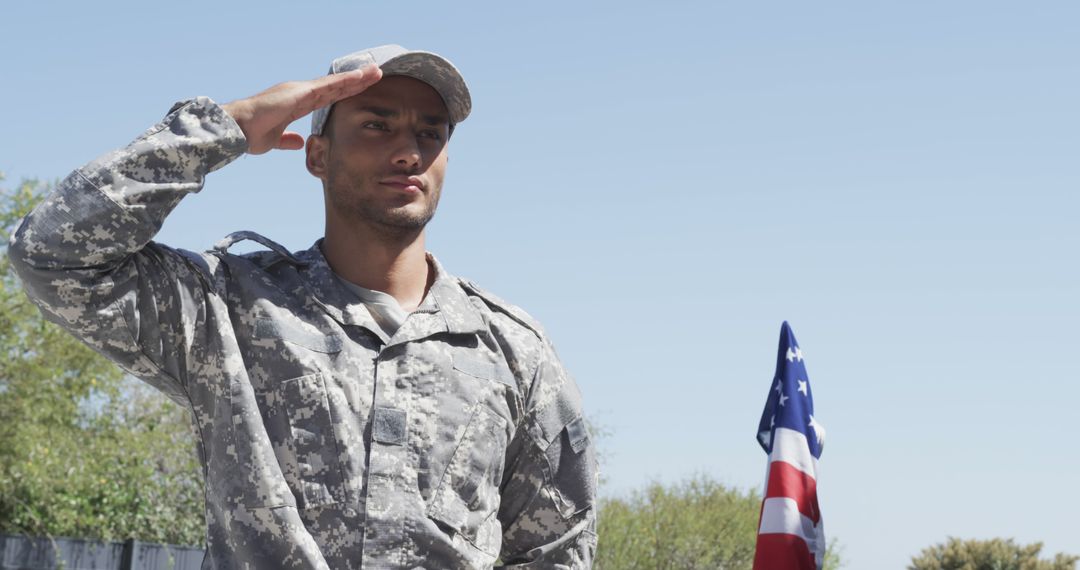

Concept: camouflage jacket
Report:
left=8, top=97, right=597, bottom=569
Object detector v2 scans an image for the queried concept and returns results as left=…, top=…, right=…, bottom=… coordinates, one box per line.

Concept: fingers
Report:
left=299, top=65, right=383, bottom=116
left=336, top=65, right=383, bottom=97
left=313, top=64, right=383, bottom=94
left=277, top=132, right=305, bottom=151
left=233, top=65, right=384, bottom=154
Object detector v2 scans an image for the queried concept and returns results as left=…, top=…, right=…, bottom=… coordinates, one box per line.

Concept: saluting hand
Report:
left=222, top=65, right=383, bottom=155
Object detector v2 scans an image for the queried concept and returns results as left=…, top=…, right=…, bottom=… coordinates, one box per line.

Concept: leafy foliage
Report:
left=0, top=175, right=205, bottom=545
left=909, top=537, right=1078, bottom=570
left=595, top=474, right=842, bottom=570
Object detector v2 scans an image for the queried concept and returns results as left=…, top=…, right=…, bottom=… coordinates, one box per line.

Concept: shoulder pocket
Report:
left=544, top=416, right=597, bottom=520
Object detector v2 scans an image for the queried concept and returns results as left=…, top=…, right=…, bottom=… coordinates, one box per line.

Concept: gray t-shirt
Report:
left=335, top=275, right=409, bottom=338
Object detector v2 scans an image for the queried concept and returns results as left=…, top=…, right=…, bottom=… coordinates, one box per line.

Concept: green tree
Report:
left=909, top=537, right=1078, bottom=570
left=595, top=474, right=841, bottom=570
left=0, top=175, right=205, bottom=545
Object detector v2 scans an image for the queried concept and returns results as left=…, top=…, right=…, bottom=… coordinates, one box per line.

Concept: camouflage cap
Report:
left=310, top=44, right=472, bottom=136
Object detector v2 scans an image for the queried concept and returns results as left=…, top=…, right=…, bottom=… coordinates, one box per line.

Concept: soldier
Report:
left=8, top=45, right=597, bottom=569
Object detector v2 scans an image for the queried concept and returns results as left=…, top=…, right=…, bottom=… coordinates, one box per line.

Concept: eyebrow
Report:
left=357, top=105, right=449, bottom=127
left=357, top=105, right=397, bottom=118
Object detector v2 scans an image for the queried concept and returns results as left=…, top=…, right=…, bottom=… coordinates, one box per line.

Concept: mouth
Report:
left=379, top=175, right=426, bottom=194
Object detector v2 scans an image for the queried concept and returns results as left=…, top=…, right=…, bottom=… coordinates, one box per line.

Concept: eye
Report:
left=418, top=129, right=443, bottom=141
left=363, top=121, right=389, bottom=131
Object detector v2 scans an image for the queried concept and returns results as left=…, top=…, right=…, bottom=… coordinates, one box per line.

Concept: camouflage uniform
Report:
left=8, top=97, right=597, bottom=569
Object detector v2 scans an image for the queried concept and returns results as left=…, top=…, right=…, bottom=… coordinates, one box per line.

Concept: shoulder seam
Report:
left=457, top=278, right=545, bottom=340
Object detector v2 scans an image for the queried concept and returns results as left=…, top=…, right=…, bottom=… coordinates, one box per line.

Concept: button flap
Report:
left=566, top=416, right=589, bottom=454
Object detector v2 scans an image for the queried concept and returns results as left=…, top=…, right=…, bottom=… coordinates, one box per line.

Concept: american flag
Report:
left=753, top=322, right=826, bottom=569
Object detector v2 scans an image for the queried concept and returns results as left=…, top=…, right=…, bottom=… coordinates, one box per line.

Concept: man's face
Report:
left=307, top=75, right=451, bottom=236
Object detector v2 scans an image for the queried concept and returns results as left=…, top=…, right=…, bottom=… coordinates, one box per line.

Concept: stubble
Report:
left=326, top=172, right=441, bottom=240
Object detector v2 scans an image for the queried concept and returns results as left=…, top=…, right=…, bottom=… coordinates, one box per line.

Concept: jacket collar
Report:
left=294, top=240, right=486, bottom=345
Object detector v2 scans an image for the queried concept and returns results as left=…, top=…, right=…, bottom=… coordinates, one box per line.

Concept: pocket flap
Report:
left=453, top=355, right=515, bottom=389
left=256, top=318, right=342, bottom=353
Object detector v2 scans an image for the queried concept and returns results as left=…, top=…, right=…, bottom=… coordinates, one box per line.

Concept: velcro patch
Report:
left=372, top=406, right=407, bottom=445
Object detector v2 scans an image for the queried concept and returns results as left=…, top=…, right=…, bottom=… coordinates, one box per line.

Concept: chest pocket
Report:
left=425, top=355, right=514, bottom=556
left=233, top=373, right=348, bottom=510
left=273, top=372, right=348, bottom=509
left=234, top=318, right=349, bottom=510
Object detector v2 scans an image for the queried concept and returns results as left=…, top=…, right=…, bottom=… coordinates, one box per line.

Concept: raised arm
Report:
left=7, top=66, right=383, bottom=403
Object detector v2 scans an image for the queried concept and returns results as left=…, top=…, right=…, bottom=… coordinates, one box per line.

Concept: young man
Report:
left=9, top=45, right=596, bottom=569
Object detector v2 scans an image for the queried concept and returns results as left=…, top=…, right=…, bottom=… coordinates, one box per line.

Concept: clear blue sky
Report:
left=3, top=2, right=1077, bottom=567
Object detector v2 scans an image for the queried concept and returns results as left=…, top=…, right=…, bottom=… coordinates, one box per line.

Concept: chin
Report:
left=363, top=207, right=436, bottom=232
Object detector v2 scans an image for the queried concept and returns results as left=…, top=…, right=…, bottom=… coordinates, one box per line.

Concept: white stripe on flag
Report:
left=814, top=515, right=827, bottom=568
left=769, top=427, right=819, bottom=479
left=759, top=497, right=821, bottom=549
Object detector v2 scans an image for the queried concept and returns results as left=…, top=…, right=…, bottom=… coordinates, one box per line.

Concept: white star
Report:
left=770, top=415, right=776, bottom=428
left=786, top=346, right=804, bottom=362
left=797, top=380, right=808, bottom=396
left=779, top=393, right=789, bottom=407
left=808, top=415, right=825, bottom=447
left=774, top=380, right=783, bottom=395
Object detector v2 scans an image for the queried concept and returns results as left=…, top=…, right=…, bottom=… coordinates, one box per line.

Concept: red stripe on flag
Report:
left=765, top=460, right=820, bottom=524
left=753, top=532, right=816, bottom=570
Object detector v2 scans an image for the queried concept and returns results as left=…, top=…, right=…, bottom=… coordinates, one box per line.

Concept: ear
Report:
left=305, top=134, right=330, bottom=180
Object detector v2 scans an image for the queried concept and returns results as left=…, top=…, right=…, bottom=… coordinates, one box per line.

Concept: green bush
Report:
left=0, top=176, right=205, bottom=545
left=909, top=537, right=1078, bottom=570
left=596, top=475, right=841, bottom=570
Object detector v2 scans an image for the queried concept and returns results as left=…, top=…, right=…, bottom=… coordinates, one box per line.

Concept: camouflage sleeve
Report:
left=496, top=340, right=598, bottom=569
left=7, top=97, right=247, bottom=404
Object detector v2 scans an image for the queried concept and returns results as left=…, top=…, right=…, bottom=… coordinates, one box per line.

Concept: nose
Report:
left=390, top=134, right=422, bottom=173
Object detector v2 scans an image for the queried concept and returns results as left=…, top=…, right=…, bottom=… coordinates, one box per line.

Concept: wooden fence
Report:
left=0, top=534, right=204, bottom=570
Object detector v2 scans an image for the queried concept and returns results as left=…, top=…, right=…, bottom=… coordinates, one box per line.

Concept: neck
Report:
left=321, top=217, right=434, bottom=312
